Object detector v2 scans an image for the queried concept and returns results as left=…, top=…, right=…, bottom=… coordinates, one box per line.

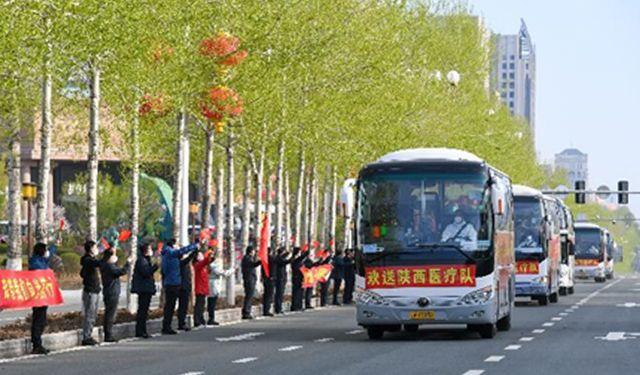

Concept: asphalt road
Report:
left=2, top=275, right=640, bottom=375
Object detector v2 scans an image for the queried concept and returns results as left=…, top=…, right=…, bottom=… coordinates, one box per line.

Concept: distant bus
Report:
left=512, top=185, right=561, bottom=305
left=604, top=230, right=615, bottom=280
left=574, top=222, right=607, bottom=282
left=354, top=148, right=515, bottom=340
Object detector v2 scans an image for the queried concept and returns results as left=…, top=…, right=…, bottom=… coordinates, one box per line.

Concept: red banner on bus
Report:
left=576, top=259, right=599, bottom=266
left=0, top=269, right=64, bottom=310
left=516, top=261, right=540, bottom=275
left=364, top=265, right=476, bottom=289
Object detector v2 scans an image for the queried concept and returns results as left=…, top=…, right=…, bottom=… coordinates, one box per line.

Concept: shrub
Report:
left=59, top=252, right=81, bottom=275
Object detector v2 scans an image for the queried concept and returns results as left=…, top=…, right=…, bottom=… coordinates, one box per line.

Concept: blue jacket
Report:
left=132, top=256, right=159, bottom=295
left=28, top=245, right=57, bottom=271
left=161, top=244, right=197, bottom=287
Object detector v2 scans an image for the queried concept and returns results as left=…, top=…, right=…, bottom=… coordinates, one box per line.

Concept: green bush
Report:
left=59, top=252, right=81, bottom=275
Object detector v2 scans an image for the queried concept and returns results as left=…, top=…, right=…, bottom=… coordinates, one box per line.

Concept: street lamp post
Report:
left=189, top=202, right=200, bottom=243
left=22, top=182, right=37, bottom=254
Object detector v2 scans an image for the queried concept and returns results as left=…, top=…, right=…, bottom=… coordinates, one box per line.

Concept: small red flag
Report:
left=100, top=237, right=110, bottom=250
left=329, top=239, right=335, bottom=247
left=312, top=240, right=320, bottom=249
left=301, top=243, right=309, bottom=253
left=156, top=241, right=164, bottom=254
left=208, top=239, right=218, bottom=248
left=200, top=228, right=212, bottom=241
left=118, top=229, right=132, bottom=242
left=258, top=214, right=270, bottom=278
left=59, top=219, right=65, bottom=231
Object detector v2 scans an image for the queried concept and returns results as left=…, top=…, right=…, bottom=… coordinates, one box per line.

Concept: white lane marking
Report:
left=314, top=337, right=335, bottom=343
left=552, top=317, right=563, bottom=321
left=543, top=322, right=555, bottom=327
left=484, top=355, right=504, bottom=362
left=232, top=357, right=259, bottom=364
left=559, top=312, right=568, bottom=316
left=462, top=370, right=485, bottom=375
left=179, top=372, right=204, bottom=375
left=532, top=329, right=545, bottom=334
left=504, top=345, right=521, bottom=351
left=520, top=337, right=534, bottom=342
left=278, top=345, right=303, bottom=352
left=617, top=302, right=640, bottom=308
left=217, top=332, right=264, bottom=342
left=572, top=305, right=580, bottom=309
left=595, top=332, right=635, bottom=341
left=345, top=329, right=364, bottom=335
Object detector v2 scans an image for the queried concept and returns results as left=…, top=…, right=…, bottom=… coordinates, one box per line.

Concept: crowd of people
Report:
left=25, top=239, right=356, bottom=355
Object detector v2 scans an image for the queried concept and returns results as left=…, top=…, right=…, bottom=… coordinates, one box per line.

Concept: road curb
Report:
left=0, top=298, right=327, bottom=360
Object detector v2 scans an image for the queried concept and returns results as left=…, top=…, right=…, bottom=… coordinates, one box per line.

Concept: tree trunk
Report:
left=293, top=149, right=305, bottom=247
left=35, top=71, right=52, bottom=243
left=215, top=166, right=224, bottom=259
left=284, top=171, right=292, bottom=252
left=253, top=148, right=265, bottom=246
left=329, top=167, right=337, bottom=253
left=265, top=172, right=273, bottom=250
left=87, top=63, right=100, bottom=240
left=308, top=163, right=318, bottom=249
left=302, top=167, right=311, bottom=248
left=200, top=128, right=214, bottom=228
left=127, top=112, right=141, bottom=312
left=320, top=167, right=330, bottom=248
left=172, top=111, right=186, bottom=240
left=225, top=130, right=236, bottom=306
left=6, top=131, right=22, bottom=270
left=240, top=166, right=251, bottom=253
left=274, top=141, right=285, bottom=248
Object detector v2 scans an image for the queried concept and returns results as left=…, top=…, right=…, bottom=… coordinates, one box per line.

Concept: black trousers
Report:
left=207, top=296, right=218, bottom=323
left=263, top=279, right=274, bottom=315
left=332, top=279, right=343, bottom=305
left=194, top=295, right=206, bottom=326
left=304, top=287, right=313, bottom=309
left=344, top=277, right=355, bottom=304
left=163, top=286, right=180, bottom=331
left=291, top=279, right=303, bottom=311
left=31, top=306, right=48, bottom=348
left=136, top=293, right=153, bottom=336
left=319, top=281, right=329, bottom=307
left=242, top=281, right=256, bottom=317
left=274, top=278, right=285, bottom=313
left=103, top=296, right=119, bottom=339
left=177, top=287, right=190, bottom=328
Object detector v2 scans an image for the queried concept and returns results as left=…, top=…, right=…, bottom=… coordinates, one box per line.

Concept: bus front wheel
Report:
left=496, top=313, right=511, bottom=332
left=568, top=286, right=575, bottom=294
left=549, top=292, right=559, bottom=303
left=537, top=295, right=549, bottom=306
left=367, top=327, right=384, bottom=340
left=472, top=323, right=497, bottom=339
left=559, top=287, right=567, bottom=296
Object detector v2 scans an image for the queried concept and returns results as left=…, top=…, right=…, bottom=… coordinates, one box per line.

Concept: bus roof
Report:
left=574, top=222, right=601, bottom=230
left=375, top=148, right=484, bottom=164
left=513, top=184, right=543, bottom=198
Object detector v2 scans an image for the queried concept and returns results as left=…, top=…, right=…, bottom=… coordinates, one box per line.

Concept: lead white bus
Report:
left=354, top=148, right=515, bottom=339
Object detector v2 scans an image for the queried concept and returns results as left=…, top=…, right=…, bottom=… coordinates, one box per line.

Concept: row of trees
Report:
left=0, top=1, right=580, bottom=303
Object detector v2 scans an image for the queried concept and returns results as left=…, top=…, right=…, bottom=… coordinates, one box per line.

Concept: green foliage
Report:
left=59, top=251, right=81, bottom=274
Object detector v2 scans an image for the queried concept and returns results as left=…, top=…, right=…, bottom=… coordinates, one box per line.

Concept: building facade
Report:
left=492, top=19, right=536, bottom=139
left=554, top=148, right=589, bottom=188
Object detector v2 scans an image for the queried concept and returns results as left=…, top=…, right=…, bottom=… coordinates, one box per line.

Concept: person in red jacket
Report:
left=193, top=249, right=216, bottom=327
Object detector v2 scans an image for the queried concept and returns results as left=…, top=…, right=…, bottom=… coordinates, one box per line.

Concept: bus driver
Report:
left=441, top=209, right=477, bottom=249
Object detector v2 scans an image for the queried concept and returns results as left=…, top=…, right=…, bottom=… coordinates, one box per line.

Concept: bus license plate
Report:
left=409, top=311, right=435, bottom=320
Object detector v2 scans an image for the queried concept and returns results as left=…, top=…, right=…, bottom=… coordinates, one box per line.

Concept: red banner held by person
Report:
left=0, top=269, right=64, bottom=310
left=258, top=214, right=270, bottom=278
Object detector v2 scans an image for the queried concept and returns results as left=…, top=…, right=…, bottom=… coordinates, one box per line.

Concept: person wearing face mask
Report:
left=441, top=209, right=477, bottom=244
left=80, top=240, right=101, bottom=346
left=193, top=249, right=216, bottom=327
left=160, top=238, right=199, bottom=334
left=274, top=247, right=292, bottom=314
left=131, top=242, right=159, bottom=338
left=28, top=242, right=56, bottom=355
left=100, top=248, right=133, bottom=343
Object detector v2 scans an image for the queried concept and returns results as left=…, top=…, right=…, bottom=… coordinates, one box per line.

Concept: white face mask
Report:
left=109, top=256, right=118, bottom=264
left=91, top=246, right=98, bottom=256
left=44, top=251, right=50, bottom=258
left=197, top=252, right=204, bottom=262
left=145, top=248, right=153, bottom=257
left=454, top=216, right=463, bottom=224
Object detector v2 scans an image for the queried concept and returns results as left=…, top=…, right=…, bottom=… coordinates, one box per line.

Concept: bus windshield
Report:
left=358, top=171, right=493, bottom=264
left=514, top=198, right=543, bottom=258
left=575, top=229, right=602, bottom=259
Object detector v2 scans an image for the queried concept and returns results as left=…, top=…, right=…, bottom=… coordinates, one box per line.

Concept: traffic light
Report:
left=575, top=180, right=586, bottom=204
left=618, top=180, right=629, bottom=204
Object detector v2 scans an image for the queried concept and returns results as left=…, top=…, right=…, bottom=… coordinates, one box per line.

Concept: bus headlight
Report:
left=532, top=276, right=548, bottom=285
left=459, top=285, right=493, bottom=305
left=355, top=290, right=388, bottom=306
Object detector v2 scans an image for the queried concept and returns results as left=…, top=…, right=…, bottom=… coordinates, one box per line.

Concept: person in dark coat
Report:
left=262, top=248, right=278, bottom=316
left=80, top=240, right=101, bottom=346
left=131, top=242, right=159, bottom=338
left=28, top=242, right=56, bottom=355
left=160, top=238, right=198, bottom=334
left=290, top=247, right=307, bottom=311
left=331, top=249, right=345, bottom=305
left=177, top=248, right=198, bottom=331
left=343, top=249, right=356, bottom=304
left=274, top=247, right=292, bottom=314
left=100, top=249, right=132, bottom=342
left=241, top=246, right=261, bottom=319
left=318, top=252, right=333, bottom=307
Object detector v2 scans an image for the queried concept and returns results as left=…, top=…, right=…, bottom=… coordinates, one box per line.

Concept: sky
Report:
left=468, top=0, right=640, bottom=215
